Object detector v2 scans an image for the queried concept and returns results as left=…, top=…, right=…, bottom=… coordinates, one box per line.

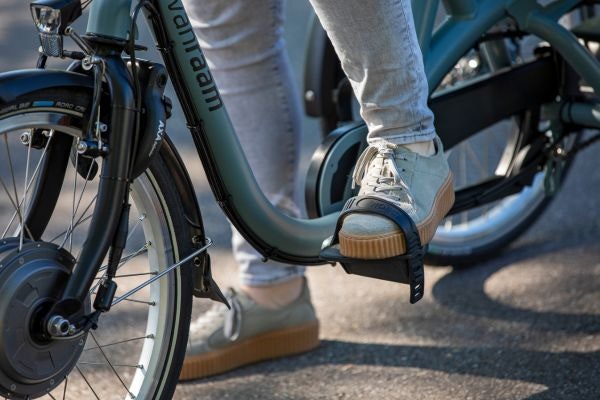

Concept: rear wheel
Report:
left=309, top=33, right=581, bottom=266
left=0, top=91, right=194, bottom=399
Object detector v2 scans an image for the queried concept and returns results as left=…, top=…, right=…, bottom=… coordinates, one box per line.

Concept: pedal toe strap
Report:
left=325, top=196, right=425, bottom=304
left=332, top=196, right=423, bottom=251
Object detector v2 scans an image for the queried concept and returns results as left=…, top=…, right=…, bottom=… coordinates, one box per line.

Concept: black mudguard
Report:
left=0, top=69, right=94, bottom=104
left=158, top=136, right=227, bottom=305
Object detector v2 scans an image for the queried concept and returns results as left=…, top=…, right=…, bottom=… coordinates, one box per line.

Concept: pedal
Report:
left=320, top=196, right=426, bottom=304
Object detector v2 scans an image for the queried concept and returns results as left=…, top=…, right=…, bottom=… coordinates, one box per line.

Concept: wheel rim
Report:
left=427, top=39, right=577, bottom=258
left=0, top=111, right=181, bottom=399
left=429, top=116, right=548, bottom=255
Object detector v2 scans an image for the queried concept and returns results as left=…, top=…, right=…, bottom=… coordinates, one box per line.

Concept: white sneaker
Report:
left=339, top=136, right=454, bottom=259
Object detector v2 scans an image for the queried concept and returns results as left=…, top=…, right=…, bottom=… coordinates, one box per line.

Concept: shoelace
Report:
left=223, top=290, right=243, bottom=341
left=352, top=144, right=414, bottom=204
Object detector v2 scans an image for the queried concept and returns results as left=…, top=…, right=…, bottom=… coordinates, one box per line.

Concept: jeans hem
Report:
left=240, top=268, right=306, bottom=287
left=369, top=127, right=437, bottom=145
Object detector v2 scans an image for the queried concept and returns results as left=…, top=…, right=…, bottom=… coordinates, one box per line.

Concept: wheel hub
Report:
left=0, top=239, right=87, bottom=399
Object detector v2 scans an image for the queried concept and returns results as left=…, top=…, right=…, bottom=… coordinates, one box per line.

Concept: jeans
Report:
left=184, top=0, right=435, bottom=286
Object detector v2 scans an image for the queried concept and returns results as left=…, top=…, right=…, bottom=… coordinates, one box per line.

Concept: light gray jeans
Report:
left=184, top=0, right=435, bottom=286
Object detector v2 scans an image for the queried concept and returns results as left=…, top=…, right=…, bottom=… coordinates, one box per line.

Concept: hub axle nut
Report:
left=47, top=315, right=73, bottom=337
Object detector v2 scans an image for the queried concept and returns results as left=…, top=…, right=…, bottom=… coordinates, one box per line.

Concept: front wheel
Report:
left=0, top=90, right=194, bottom=399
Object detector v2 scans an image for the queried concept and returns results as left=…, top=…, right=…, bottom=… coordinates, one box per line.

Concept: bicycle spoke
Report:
left=49, top=215, right=93, bottom=244
left=19, top=135, right=33, bottom=250
left=3, top=132, right=54, bottom=239
left=88, top=215, right=148, bottom=294
left=98, top=243, right=150, bottom=273
left=0, top=175, right=20, bottom=237
left=3, top=135, right=23, bottom=242
left=118, top=246, right=150, bottom=266
left=94, top=271, right=157, bottom=280
left=127, top=214, right=146, bottom=242
left=75, top=365, right=100, bottom=400
left=77, top=362, right=143, bottom=369
left=62, top=375, right=68, bottom=400
left=89, top=332, right=135, bottom=399
left=67, top=157, right=97, bottom=249
left=3, top=135, right=21, bottom=219
left=67, top=149, right=79, bottom=252
left=50, top=194, right=97, bottom=244
left=83, top=334, right=154, bottom=352
left=112, top=240, right=211, bottom=307
left=113, top=272, right=158, bottom=279
left=90, top=243, right=151, bottom=295
left=121, top=298, right=156, bottom=306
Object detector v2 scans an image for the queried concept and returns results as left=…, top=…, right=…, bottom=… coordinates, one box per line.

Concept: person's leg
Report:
left=186, top=0, right=304, bottom=290
left=309, top=0, right=434, bottom=147
left=180, top=0, right=319, bottom=381
left=309, top=0, right=454, bottom=258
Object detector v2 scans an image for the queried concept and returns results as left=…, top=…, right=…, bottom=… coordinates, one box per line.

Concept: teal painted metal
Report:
left=528, top=16, right=600, bottom=93
left=84, top=0, right=600, bottom=259
left=426, top=1, right=506, bottom=90
left=442, top=0, right=477, bottom=18
left=86, top=0, right=132, bottom=41
left=562, top=102, right=600, bottom=128
left=412, top=0, right=439, bottom=62
left=505, top=0, right=600, bottom=94
left=155, top=0, right=338, bottom=258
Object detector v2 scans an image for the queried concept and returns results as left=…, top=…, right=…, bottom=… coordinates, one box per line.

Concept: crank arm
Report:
left=449, top=163, right=540, bottom=215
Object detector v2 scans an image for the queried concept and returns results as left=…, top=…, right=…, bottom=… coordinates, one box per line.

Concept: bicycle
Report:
left=0, top=0, right=599, bottom=398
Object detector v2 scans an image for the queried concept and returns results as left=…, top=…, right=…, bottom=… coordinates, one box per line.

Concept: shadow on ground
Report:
left=179, top=237, right=600, bottom=399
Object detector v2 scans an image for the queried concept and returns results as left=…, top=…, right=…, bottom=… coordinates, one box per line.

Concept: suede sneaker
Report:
left=339, top=136, right=454, bottom=259
left=179, top=279, right=319, bottom=381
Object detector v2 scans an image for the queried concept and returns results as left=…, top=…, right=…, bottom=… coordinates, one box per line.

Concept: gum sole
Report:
left=179, top=320, right=320, bottom=381
left=339, top=172, right=455, bottom=259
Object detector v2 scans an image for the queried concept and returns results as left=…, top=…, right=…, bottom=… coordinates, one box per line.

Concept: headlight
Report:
left=31, top=6, right=62, bottom=34
left=30, top=0, right=82, bottom=57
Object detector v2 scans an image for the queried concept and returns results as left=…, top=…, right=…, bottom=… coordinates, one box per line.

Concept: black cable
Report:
left=128, top=0, right=149, bottom=175
left=127, top=0, right=169, bottom=174
left=85, top=60, right=104, bottom=141
left=36, top=53, right=48, bottom=69
left=81, top=0, right=93, bottom=11
left=143, top=2, right=173, bottom=55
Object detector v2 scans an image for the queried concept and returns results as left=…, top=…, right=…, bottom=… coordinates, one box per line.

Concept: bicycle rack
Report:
left=320, top=196, right=425, bottom=304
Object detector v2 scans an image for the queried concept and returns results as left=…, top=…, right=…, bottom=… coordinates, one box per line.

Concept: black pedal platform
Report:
left=320, top=196, right=425, bottom=304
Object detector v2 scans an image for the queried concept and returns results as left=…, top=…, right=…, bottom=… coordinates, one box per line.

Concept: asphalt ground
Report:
left=0, top=2, right=599, bottom=399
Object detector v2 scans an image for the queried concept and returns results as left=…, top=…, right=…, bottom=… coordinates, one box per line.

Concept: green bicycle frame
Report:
left=85, top=0, right=600, bottom=264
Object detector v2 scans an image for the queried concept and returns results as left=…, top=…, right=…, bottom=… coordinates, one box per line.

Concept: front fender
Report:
left=0, top=69, right=94, bottom=104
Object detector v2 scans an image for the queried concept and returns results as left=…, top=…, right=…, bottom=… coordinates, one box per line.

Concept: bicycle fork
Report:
left=44, top=54, right=137, bottom=332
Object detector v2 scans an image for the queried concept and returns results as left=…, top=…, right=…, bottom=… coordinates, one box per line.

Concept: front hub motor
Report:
left=0, top=240, right=86, bottom=399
